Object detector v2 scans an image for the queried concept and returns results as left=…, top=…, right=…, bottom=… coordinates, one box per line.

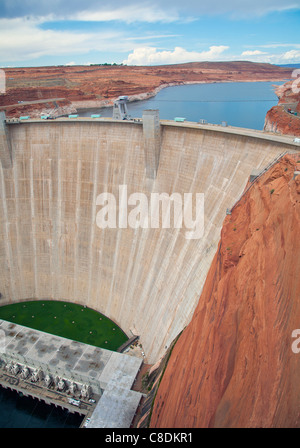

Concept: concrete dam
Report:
left=0, top=111, right=298, bottom=364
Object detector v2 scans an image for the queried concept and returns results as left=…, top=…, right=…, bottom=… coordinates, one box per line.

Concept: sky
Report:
left=0, top=0, right=300, bottom=67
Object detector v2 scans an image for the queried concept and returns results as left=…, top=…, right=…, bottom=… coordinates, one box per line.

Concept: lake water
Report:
left=79, top=81, right=284, bottom=130
left=0, top=385, right=83, bottom=428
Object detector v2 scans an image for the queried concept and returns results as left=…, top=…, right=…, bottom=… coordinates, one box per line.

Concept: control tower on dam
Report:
left=0, top=112, right=298, bottom=364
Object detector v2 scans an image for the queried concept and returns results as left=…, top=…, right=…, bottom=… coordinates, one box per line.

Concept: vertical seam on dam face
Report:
left=0, top=112, right=12, bottom=169
left=142, top=110, right=161, bottom=179
left=0, top=119, right=299, bottom=363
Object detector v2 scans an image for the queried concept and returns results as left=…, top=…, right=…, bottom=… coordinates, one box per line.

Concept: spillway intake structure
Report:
left=0, top=111, right=299, bottom=364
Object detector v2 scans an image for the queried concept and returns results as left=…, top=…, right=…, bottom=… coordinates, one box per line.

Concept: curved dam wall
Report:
left=0, top=115, right=298, bottom=363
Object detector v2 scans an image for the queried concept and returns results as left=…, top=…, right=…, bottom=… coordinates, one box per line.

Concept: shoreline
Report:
left=73, top=77, right=289, bottom=113
left=4, top=76, right=289, bottom=119
left=2, top=62, right=292, bottom=118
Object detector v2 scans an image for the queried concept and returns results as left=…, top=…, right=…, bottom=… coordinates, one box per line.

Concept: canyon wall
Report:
left=150, top=154, right=300, bottom=427
left=264, top=80, right=300, bottom=137
left=0, top=117, right=298, bottom=363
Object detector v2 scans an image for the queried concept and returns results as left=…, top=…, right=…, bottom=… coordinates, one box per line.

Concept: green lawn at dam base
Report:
left=0, top=300, right=128, bottom=351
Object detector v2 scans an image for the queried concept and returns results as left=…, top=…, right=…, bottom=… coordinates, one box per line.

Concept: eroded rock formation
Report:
left=150, top=154, right=300, bottom=428
left=264, top=80, right=300, bottom=137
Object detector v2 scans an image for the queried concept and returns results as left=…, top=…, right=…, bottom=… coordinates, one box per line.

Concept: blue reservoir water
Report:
left=0, top=385, right=83, bottom=428
left=79, top=81, right=284, bottom=130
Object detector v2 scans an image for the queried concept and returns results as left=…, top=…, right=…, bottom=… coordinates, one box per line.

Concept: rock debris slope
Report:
left=151, top=154, right=300, bottom=428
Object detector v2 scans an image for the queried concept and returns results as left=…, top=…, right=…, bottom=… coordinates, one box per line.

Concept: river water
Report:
left=0, top=385, right=83, bottom=428
left=79, top=81, right=284, bottom=130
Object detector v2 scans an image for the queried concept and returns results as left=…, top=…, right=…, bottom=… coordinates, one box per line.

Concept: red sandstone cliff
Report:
left=264, top=80, right=300, bottom=137
left=150, top=154, right=300, bottom=428
left=264, top=105, right=300, bottom=137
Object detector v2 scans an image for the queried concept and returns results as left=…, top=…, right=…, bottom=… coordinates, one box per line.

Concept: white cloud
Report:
left=123, top=46, right=229, bottom=65
left=70, top=4, right=181, bottom=24
left=125, top=34, right=181, bottom=41
left=0, top=16, right=132, bottom=62
left=47, top=1, right=300, bottom=25
left=281, top=49, right=300, bottom=60
left=0, top=15, right=186, bottom=64
left=241, top=50, right=267, bottom=56
left=0, top=7, right=299, bottom=67
left=227, top=1, right=300, bottom=18
left=1, top=0, right=299, bottom=21
left=258, top=43, right=300, bottom=49
left=237, top=47, right=300, bottom=65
